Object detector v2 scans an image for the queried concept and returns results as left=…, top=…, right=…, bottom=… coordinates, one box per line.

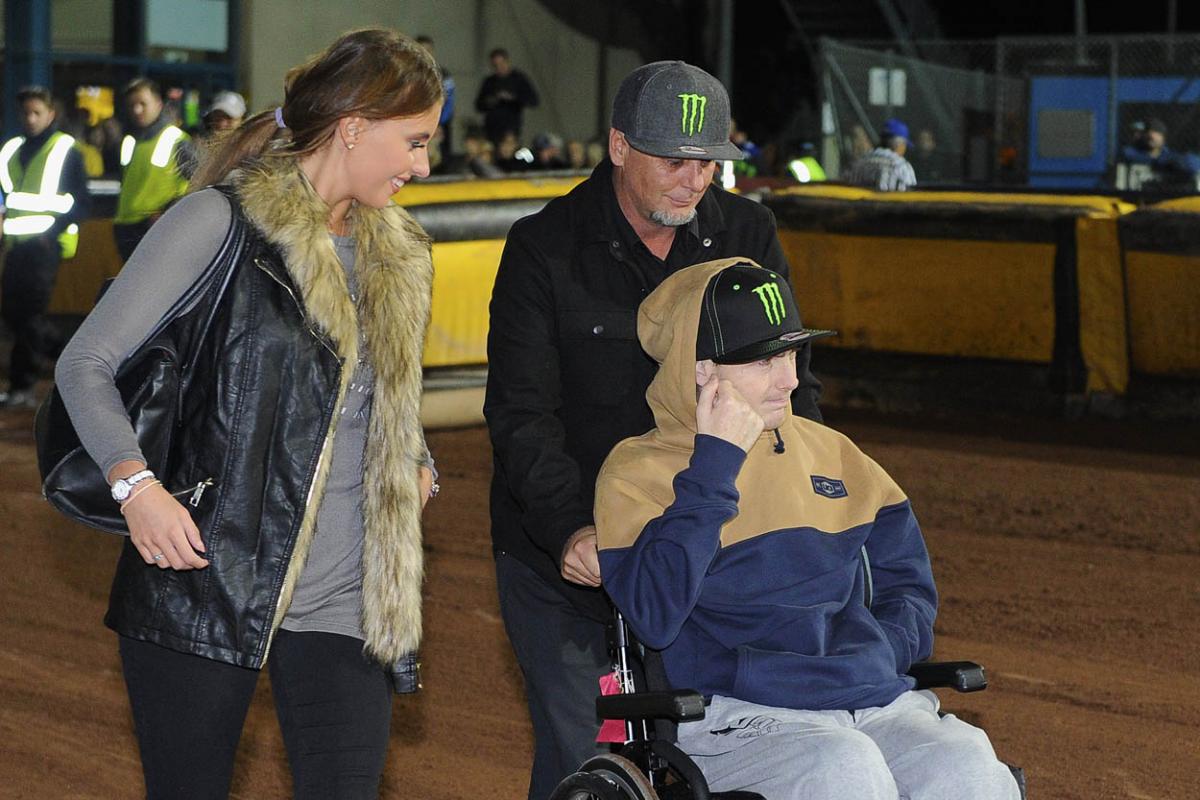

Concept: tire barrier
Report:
left=766, top=185, right=1198, bottom=399
left=38, top=177, right=1200, bottom=401
left=1118, top=205, right=1200, bottom=378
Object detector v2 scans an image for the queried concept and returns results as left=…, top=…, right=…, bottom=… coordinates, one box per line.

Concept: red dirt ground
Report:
left=2, top=408, right=1197, bottom=799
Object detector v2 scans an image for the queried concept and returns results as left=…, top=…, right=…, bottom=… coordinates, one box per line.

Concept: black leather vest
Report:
left=104, top=202, right=344, bottom=670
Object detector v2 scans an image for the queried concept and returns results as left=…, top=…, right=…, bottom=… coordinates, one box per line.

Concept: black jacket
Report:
left=104, top=206, right=345, bottom=669
left=484, top=159, right=822, bottom=620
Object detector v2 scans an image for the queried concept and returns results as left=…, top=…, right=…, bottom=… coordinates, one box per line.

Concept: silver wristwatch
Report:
left=111, top=469, right=156, bottom=502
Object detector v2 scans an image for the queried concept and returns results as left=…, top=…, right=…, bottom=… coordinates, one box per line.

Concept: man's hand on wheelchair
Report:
left=561, top=525, right=602, bottom=587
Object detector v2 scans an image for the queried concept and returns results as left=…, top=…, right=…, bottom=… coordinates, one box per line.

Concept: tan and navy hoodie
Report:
left=595, top=258, right=937, bottom=711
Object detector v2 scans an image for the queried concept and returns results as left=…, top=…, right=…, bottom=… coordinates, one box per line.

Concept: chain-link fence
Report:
left=821, top=34, right=1200, bottom=190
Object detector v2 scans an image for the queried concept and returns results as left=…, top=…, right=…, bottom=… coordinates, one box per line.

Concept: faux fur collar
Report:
left=235, top=156, right=432, bottom=663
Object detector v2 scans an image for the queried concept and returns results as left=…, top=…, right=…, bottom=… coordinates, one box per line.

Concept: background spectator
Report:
left=202, top=91, right=246, bottom=136
left=417, top=35, right=457, bottom=160
left=847, top=117, right=917, bottom=192
left=531, top=132, right=567, bottom=170
left=0, top=85, right=90, bottom=407
left=565, top=139, right=587, bottom=170
left=729, top=117, right=761, bottom=177
left=475, top=47, right=540, bottom=147
left=112, top=77, right=193, bottom=260
left=910, top=128, right=948, bottom=183
left=495, top=131, right=533, bottom=172
left=62, top=106, right=105, bottom=177
left=584, top=140, right=605, bottom=168
left=1118, top=117, right=1200, bottom=188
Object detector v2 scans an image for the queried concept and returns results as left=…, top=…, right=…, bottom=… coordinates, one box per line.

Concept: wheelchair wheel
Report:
left=549, top=754, right=660, bottom=800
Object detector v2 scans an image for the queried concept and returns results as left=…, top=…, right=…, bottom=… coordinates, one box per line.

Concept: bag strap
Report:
left=177, top=188, right=250, bottom=398
left=113, top=186, right=250, bottom=383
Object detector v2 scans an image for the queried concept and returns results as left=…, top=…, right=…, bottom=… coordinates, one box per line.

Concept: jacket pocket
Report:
left=558, top=309, right=638, bottom=407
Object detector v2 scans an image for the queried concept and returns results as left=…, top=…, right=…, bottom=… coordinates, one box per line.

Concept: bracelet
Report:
left=119, top=479, right=162, bottom=515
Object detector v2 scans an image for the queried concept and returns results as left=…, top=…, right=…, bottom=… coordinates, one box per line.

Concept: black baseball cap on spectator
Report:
left=696, top=263, right=835, bottom=364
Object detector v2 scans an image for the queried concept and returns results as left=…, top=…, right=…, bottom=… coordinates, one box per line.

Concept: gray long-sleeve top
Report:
left=56, top=187, right=373, bottom=640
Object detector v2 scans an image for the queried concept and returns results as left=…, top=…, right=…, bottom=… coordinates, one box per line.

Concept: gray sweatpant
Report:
left=677, top=690, right=1020, bottom=800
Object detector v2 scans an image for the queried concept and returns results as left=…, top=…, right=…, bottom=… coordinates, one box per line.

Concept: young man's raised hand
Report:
left=696, top=375, right=764, bottom=452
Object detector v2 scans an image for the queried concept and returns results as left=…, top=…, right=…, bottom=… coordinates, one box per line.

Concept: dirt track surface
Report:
left=2, top=408, right=1198, bottom=799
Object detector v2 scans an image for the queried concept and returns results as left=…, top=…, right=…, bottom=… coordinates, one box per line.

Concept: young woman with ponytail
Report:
left=54, top=29, right=442, bottom=798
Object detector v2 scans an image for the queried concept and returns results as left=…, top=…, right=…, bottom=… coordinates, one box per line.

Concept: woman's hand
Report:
left=124, top=485, right=209, bottom=570
left=418, top=465, right=435, bottom=510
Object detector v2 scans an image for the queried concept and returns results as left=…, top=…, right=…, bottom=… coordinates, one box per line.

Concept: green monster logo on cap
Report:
left=752, top=281, right=787, bottom=326
left=678, top=93, right=708, bottom=136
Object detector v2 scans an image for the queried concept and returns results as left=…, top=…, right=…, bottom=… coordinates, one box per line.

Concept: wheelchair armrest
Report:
left=597, top=689, right=707, bottom=722
left=907, top=660, right=987, bottom=692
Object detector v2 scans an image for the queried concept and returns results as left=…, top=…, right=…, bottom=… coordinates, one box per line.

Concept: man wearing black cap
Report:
left=485, top=61, right=823, bottom=799
left=595, top=259, right=1020, bottom=800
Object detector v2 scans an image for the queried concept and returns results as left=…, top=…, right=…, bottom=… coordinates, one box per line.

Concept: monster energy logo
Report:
left=678, top=93, right=708, bottom=136
left=752, top=282, right=787, bottom=325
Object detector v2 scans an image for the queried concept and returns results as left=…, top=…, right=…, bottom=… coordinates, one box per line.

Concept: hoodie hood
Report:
left=639, top=256, right=776, bottom=450
left=638, top=260, right=796, bottom=453
left=598, top=258, right=908, bottom=555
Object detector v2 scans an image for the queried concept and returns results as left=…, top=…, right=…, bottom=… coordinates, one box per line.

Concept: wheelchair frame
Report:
left=551, top=548, right=1027, bottom=800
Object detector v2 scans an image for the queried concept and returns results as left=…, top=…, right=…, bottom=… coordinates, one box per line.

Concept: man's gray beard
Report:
left=650, top=208, right=696, bottom=227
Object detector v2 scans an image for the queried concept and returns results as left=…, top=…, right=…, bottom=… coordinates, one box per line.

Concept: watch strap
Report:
left=121, top=469, right=156, bottom=487
left=111, top=469, right=156, bottom=502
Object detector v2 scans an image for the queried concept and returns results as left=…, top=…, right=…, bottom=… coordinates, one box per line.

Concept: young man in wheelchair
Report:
left=594, top=259, right=1020, bottom=800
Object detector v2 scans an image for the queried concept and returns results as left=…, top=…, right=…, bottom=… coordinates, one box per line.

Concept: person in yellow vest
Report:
left=788, top=142, right=827, bottom=184
left=63, top=106, right=106, bottom=178
left=0, top=86, right=90, bottom=407
left=112, top=78, right=192, bottom=262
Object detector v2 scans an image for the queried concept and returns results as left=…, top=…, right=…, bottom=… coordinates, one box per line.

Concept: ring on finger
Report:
left=152, top=553, right=165, bottom=562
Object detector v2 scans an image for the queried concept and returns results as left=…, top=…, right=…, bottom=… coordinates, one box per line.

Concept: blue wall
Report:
left=1028, top=75, right=1200, bottom=188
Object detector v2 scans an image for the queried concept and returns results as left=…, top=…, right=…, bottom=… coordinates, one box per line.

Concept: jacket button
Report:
left=702, top=237, right=713, bottom=247
left=611, top=240, right=620, bottom=249
left=592, top=325, right=604, bottom=335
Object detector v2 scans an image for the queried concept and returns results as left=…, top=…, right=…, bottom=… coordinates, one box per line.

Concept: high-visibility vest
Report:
left=115, top=125, right=189, bottom=225
left=788, top=156, right=827, bottom=183
left=0, top=131, right=81, bottom=258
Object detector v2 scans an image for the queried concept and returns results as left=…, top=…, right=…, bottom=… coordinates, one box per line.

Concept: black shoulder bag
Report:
left=35, top=196, right=249, bottom=534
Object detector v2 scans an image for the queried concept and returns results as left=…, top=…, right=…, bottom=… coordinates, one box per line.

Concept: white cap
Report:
left=206, top=90, right=246, bottom=119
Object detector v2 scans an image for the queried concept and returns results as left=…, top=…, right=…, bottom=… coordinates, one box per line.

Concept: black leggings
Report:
left=119, top=629, right=392, bottom=799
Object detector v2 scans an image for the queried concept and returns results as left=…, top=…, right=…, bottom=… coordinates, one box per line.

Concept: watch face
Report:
left=112, top=480, right=131, bottom=501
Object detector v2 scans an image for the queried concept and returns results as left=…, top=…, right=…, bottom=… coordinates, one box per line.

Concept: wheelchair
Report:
left=551, top=549, right=1027, bottom=800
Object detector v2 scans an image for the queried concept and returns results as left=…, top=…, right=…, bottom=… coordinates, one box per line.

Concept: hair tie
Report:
left=274, top=106, right=286, bottom=128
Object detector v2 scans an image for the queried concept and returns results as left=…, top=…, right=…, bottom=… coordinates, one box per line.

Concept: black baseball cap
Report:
left=696, top=263, right=835, bottom=364
left=612, top=61, right=745, bottom=161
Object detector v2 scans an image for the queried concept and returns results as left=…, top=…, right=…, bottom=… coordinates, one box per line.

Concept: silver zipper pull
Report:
left=189, top=479, right=214, bottom=507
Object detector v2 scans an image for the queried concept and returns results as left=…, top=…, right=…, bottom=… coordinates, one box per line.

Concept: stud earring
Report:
left=347, top=142, right=355, bottom=150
